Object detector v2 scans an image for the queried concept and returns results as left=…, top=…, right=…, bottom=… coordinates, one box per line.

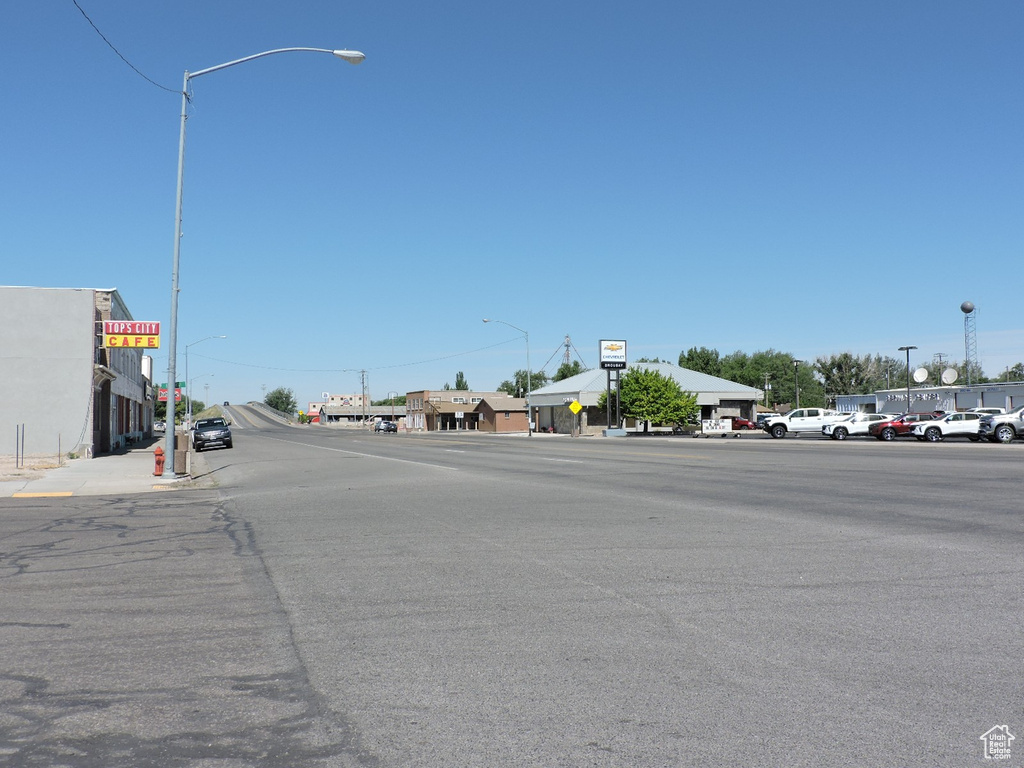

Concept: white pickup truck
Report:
left=763, top=408, right=841, bottom=438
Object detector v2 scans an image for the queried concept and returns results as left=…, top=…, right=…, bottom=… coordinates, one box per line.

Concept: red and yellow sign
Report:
left=157, top=387, right=182, bottom=403
left=103, top=321, right=160, bottom=349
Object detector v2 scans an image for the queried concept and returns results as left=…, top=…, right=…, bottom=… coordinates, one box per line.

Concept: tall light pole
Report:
left=388, top=391, right=398, bottom=422
left=483, top=318, right=532, bottom=436
left=898, top=345, right=917, bottom=413
left=163, top=47, right=365, bottom=474
left=185, top=335, right=226, bottom=427
left=793, top=359, right=803, bottom=409
left=187, top=373, right=214, bottom=432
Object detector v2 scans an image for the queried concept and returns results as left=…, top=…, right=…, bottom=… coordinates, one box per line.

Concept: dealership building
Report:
left=837, top=382, right=1024, bottom=414
left=531, top=362, right=763, bottom=435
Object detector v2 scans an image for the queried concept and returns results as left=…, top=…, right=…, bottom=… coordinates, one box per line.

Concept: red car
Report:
left=728, top=416, right=758, bottom=430
left=868, top=412, right=936, bottom=441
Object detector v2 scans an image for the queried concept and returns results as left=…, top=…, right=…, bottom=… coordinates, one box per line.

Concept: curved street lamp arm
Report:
left=189, top=48, right=365, bottom=81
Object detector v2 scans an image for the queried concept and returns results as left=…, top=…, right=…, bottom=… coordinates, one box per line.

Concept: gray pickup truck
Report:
left=977, top=405, right=1024, bottom=443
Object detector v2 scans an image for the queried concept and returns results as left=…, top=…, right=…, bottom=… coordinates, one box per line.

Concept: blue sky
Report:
left=3, top=2, right=1022, bottom=408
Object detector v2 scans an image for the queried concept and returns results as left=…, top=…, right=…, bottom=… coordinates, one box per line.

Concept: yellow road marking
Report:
left=12, top=492, right=74, bottom=498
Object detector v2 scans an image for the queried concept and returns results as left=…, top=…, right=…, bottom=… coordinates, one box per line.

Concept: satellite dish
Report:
left=961, top=301, right=975, bottom=314
left=941, top=368, right=959, bottom=385
left=913, top=367, right=929, bottom=383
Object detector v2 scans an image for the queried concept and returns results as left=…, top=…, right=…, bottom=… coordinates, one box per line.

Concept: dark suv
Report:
left=867, top=412, right=935, bottom=441
left=192, top=417, right=233, bottom=452
left=374, top=420, right=398, bottom=433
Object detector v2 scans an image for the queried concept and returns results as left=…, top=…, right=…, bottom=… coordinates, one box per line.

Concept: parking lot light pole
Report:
left=793, top=359, right=803, bottom=409
left=899, top=345, right=917, bottom=414
left=483, top=318, right=532, bottom=436
left=163, top=47, right=365, bottom=475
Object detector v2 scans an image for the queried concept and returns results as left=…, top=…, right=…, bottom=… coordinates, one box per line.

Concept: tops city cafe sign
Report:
left=599, top=340, right=627, bottom=370
left=103, top=320, right=161, bottom=348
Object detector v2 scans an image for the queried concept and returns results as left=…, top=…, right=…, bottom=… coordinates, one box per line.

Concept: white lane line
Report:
left=542, top=458, right=583, bottom=463
left=255, top=435, right=459, bottom=471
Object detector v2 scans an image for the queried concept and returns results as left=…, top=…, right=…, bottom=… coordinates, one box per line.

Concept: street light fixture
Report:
left=187, top=373, right=214, bottom=433
left=483, top=318, right=532, bottom=436
left=185, top=335, right=226, bottom=428
left=793, top=359, right=803, bottom=409
left=162, top=46, right=365, bottom=475
left=898, top=345, right=917, bottom=414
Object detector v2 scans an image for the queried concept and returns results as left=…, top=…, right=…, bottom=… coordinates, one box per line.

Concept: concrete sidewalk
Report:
left=0, top=438, right=211, bottom=498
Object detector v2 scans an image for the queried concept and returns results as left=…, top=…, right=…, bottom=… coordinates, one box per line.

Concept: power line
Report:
left=70, top=0, right=179, bottom=94
left=189, top=338, right=523, bottom=374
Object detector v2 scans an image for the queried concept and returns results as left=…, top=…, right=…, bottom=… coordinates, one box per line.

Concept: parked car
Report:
left=867, top=413, right=936, bottom=441
left=192, top=417, right=232, bottom=451
left=822, top=412, right=892, bottom=440
left=967, top=406, right=1005, bottom=416
left=154, top=420, right=166, bottom=433
left=912, top=411, right=983, bottom=442
left=977, top=405, right=1024, bottom=443
left=727, top=416, right=758, bottom=430
left=763, top=408, right=842, bottom=438
left=374, top=420, right=398, bottom=433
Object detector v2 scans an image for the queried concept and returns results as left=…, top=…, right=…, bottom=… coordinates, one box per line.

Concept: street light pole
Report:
left=793, top=359, right=803, bottom=409
left=162, top=47, right=364, bottom=475
left=898, top=345, right=917, bottom=414
left=185, top=335, right=226, bottom=428
left=187, top=373, right=214, bottom=435
left=483, top=318, right=532, bottom=436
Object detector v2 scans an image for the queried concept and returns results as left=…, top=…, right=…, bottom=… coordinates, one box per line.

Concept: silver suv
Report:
left=978, top=405, right=1024, bottom=443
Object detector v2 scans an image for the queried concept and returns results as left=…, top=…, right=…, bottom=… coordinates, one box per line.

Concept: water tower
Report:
left=961, top=301, right=977, bottom=386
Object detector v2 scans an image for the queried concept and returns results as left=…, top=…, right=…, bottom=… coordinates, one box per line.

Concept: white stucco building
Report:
left=1, top=286, right=154, bottom=458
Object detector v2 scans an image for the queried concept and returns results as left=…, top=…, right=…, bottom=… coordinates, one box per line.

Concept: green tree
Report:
left=372, top=395, right=407, bottom=406
left=155, top=396, right=197, bottom=424
left=679, top=346, right=721, bottom=377
left=553, top=360, right=585, bottom=381
left=815, top=352, right=900, bottom=397
left=265, top=386, right=297, bottom=414
left=498, top=369, right=550, bottom=398
left=717, top=349, right=825, bottom=408
left=600, top=366, right=699, bottom=432
left=455, top=371, right=469, bottom=390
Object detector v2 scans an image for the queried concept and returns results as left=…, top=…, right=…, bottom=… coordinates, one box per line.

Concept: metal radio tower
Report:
left=961, top=301, right=978, bottom=386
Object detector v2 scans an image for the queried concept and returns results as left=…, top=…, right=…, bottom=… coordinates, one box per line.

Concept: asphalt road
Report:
left=2, top=412, right=1021, bottom=767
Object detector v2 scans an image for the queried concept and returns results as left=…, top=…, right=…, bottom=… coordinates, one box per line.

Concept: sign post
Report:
left=599, top=340, right=627, bottom=436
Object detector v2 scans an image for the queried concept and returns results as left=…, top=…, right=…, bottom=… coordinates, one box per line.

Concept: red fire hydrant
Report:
left=153, top=446, right=165, bottom=476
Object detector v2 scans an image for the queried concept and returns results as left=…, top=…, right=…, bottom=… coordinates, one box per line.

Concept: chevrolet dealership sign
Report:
left=599, top=339, right=627, bottom=370
left=103, top=320, right=160, bottom=348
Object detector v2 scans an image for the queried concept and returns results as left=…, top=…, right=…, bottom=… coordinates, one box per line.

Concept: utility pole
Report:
left=360, top=370, right=368, bottom=428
